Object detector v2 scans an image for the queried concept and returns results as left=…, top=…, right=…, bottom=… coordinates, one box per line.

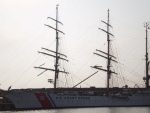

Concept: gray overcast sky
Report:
left=0, top=0, right=150, bottom=89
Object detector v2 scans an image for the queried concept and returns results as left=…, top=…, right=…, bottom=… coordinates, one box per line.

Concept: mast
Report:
left=107, top=9, right=110, bottom=89
left=54, top=5, right=59, bottom=89
left=144, top=22, right=150, bottom=88
left=91, top=9, right=117, bottom=90
left=34, top=5, right=68, bottom=89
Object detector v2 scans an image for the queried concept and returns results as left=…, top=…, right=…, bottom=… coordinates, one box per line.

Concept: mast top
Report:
left=56, top=4, right=59, bottom=9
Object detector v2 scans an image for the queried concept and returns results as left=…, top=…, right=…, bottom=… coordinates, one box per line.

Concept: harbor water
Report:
left=1, top=107, right=150, bottom=113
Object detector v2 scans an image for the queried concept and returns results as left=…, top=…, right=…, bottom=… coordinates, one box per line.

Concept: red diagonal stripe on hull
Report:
left=35, top=93, right=52, bottom=108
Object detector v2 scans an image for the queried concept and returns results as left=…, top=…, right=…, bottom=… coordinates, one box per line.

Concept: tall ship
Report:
left=0, top=5, right=150, bottom=110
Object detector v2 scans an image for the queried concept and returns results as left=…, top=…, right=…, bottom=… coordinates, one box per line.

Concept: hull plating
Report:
left=3, top=88, right=150, bottom=110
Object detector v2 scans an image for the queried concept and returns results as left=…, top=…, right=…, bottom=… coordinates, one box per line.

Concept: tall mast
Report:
left=54, top=5, right=59, bottom=89
left=34, top=5, right=68, bottom=89
left=91, top=9, right=117, bottom=90
left=144, top=22, right=150, bottom=88
left=107, top=9, right=111, bottom=89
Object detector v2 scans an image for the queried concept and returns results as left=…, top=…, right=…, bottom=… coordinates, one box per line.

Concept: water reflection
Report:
left=2, top=107, right=150, bottom=113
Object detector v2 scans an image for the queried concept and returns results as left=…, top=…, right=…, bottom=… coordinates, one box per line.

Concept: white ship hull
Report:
left=2, top=88, right=150, bottom=110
